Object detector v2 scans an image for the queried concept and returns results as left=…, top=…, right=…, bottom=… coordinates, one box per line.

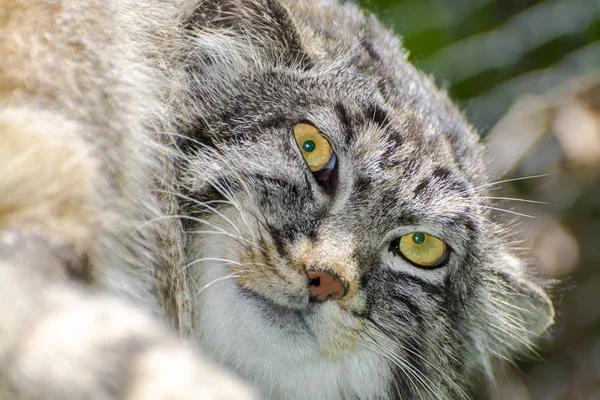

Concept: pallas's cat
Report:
left=0, top=0, right=553, bottom=399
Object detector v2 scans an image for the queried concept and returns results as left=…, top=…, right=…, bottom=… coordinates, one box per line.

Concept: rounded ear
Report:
left=482, top=253, right=555, bottom=357
left=187, top=0, right=310, bottom=67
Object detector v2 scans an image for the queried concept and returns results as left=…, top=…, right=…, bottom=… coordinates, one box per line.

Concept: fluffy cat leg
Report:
left=0, top=114, right=254, bottom=399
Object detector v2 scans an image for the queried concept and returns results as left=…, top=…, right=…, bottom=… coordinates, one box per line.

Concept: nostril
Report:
left=307, top=270, right=346, bottom=302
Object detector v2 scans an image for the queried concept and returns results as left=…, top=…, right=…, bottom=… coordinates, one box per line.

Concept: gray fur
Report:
left=0, top=0, right=553, bottom=399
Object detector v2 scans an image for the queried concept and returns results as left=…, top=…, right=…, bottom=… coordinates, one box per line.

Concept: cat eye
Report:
left=293, top=122, right=336, bottom=175
left=391, top=232, right=449, bottom=268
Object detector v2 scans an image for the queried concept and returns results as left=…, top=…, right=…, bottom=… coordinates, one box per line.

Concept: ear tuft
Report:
left=483, top=253, right=555, bottom=357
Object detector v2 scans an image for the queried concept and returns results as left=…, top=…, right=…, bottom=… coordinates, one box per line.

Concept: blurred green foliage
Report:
left=356, top=0, right=600, bottom=130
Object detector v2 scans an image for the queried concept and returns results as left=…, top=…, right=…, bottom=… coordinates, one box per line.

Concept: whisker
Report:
left=195, top=273, right=241, bottom=295
left=454, top=207, right=510, bottom=233
left=358, top=340, right=422, bottom=399
left=468, top=204, right=536, bottom=219
left=153, top=188, right=235, bottom=209
left=183, top=256, right=270, bottom=274
left=365, top=320, right=470, bottom=400
left=208, top=177, right=257, bottom=240
left=186, top=230, right=256, bottom=246
left=184, top=257, right=250, bottom=271
left=133, top=214, right=231, bottom=235
left=361, top=333, right=442, bottom=400
left=164, top=131, right=207, bottom=151
left=472, top=196, right=549, bottom=205
left=153, top=188, right=243, bottom=236
left=470, top=173, right=551, bottom=193
left=193, top=202, right=243, bottom=236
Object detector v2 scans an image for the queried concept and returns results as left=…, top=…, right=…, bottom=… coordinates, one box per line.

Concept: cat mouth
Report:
left=195, top=254, right=367, bottom=358
left=232, top=264, right=351, bottom=316
left=193, top=230, right=366, bottom=354
left=238, top=286, right=316, bottom=335
left=237, top=281, right=366, bottom=356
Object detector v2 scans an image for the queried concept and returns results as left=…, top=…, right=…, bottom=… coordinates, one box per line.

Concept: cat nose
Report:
left=307, top=270, right=347, bottom=302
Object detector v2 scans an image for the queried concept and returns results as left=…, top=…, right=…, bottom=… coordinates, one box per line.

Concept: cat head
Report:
left=176, top=1, right=554, bottom=398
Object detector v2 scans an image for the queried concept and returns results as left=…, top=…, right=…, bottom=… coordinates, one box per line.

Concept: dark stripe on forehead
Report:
left=335, top=102, right=354, bottom=144
left=432, top=166, right=452, bottom=181
left=413, top=165, right=470, bottom=199
left=443, top=214, right=479, bottom=238
left=365, top=105, right=392, bottom=130
left=442, top=215, right=480, bottom=250
left=257, top=114, right=290, bottom=130
left=433, top=166, right=469, bottom=195
left=335, top=103, right=395, bottom=144
left=413, top=177, right=430, bottom=198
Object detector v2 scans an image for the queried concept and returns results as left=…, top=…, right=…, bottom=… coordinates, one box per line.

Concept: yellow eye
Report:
left=293, top=123, right=334, bottom=172
left=397, top=232, right=448, bottom=268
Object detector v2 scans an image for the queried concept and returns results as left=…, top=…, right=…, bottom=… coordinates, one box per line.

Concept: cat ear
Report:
left=187, top=0, right=310, bottom=67
left=483, top=252, right=555, bottom=356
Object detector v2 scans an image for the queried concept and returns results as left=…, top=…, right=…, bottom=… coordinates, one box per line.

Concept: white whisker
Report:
left=473, top=196, right=548, bottom=205
left=468, top=204, right=536, bottom=219
left=361, top=334, right=443, bottom=400
left=470, top=173, right=550, bottom=193
left=186, top=229, right=256, bottom=246
left=196, top=273, right=241, bottom=295
left=365, top=322, right=470, bottom=400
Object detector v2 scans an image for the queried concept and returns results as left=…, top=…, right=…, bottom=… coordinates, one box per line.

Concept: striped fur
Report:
left=0, top=0, right=553, bottom=399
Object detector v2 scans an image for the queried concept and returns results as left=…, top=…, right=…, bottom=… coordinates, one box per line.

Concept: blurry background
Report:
left=356, top=0, right=600, bottom=399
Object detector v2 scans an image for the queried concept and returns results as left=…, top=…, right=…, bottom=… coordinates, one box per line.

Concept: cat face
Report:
left=179, top=1, right=554, bottom=399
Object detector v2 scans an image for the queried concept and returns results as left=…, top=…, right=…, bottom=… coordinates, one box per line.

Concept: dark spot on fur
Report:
left=432, top=166, right=452, bottom=181
left=180, top=121, right=216, bottom=155
left=463, top=216, right=477, bottom=235
left=360, top=37, right=381, bottom=61
left=354, top=176, right=372, bottom=194
left=64, top=253, right=92, bottom=284
left=335, top=102, right=354, bottom=143
left=257, top=115, right=290, bottom=130
left=366, top=105, right=391, bottom=130
left=400, top=157, right=420, bottom=179
left=413, top=178, right=430, bottom=197
left=431, top=165, right=469, bottom=195
left=0, top=231, right=93, bottom=284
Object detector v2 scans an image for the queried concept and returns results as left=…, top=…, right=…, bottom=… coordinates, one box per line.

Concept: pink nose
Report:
left=307, top=270, right=346, bottom=302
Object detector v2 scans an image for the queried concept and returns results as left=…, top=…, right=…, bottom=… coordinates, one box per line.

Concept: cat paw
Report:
left=0, top=232, right=255, bottom=400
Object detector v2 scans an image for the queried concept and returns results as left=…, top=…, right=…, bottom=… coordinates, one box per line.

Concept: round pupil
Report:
left=412, top=232, right=425, bottom=245
left=303, top=140, right=316, bottom=153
